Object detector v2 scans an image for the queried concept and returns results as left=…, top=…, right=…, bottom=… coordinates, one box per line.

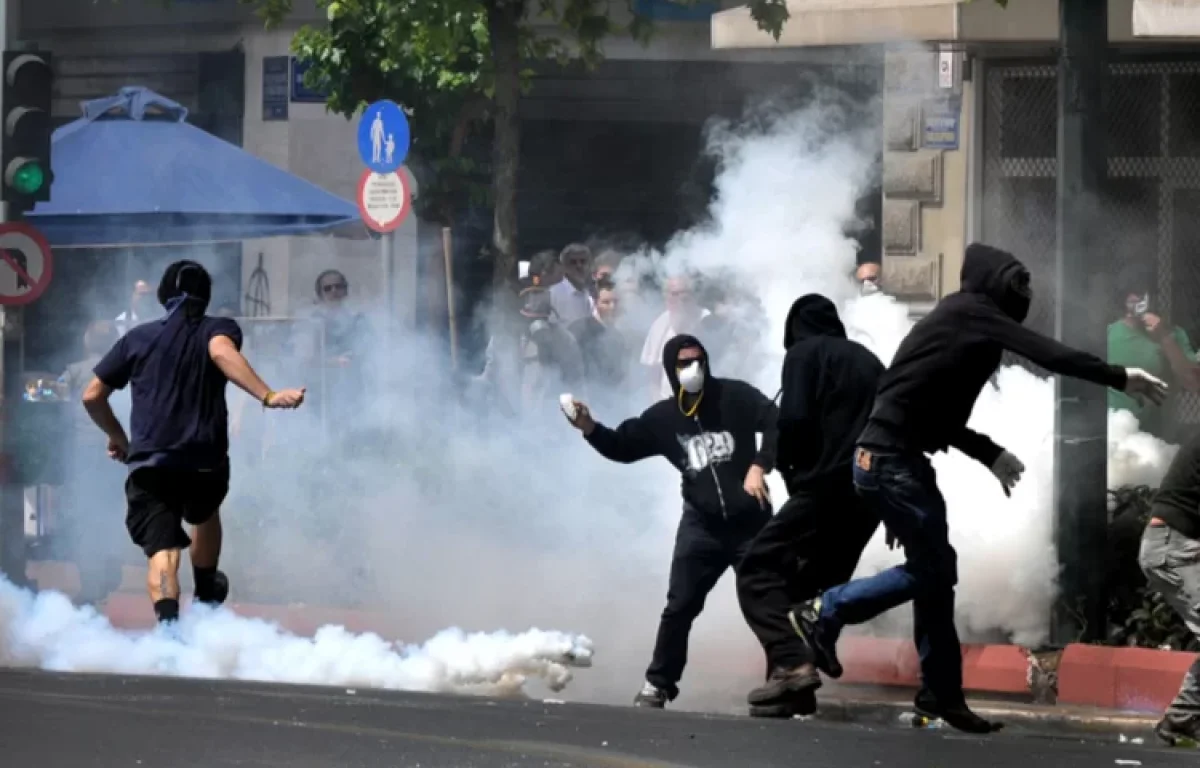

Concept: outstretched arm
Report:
left=567, top=399, right=660, bottom=464
left=584, top=413, right=661, bottom=464
left=209, top=335, right=273, bottom=403
left=972, top=307, right=1126, bottom=390
left=209, top=335, right=306, bottom=409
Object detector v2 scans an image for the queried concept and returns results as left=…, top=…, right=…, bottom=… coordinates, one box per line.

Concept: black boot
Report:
left=914, top=689, right=1003, bottom=734
left=747, top=665, right=821, bottom=718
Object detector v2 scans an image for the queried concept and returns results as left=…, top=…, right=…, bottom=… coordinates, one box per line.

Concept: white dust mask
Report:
left=678, top=360, right=705, bottom=394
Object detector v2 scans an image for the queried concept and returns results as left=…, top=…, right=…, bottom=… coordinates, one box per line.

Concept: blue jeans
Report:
left=819, top=448, right=964, bottom=702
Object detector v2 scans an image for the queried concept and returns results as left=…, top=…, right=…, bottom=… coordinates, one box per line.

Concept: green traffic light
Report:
left=10, top=160, right=44, bottom=195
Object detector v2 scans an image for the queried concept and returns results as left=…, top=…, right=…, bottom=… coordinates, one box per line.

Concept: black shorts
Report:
left=125, top=463, right=230, bottom=558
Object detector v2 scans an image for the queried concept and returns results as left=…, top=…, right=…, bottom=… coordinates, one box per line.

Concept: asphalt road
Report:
left=0, top=669, right=1191, bottom=767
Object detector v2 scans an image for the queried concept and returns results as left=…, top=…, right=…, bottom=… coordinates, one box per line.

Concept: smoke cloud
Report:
left=0, top=71, right=1182, bottom=710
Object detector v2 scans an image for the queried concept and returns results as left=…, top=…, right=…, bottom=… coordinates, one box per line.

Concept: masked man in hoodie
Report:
left=790, top=243, right=1169, bottom=734
left=736, top=294, right=885, bottom=718
left=563, top=334, right=778, bottom=708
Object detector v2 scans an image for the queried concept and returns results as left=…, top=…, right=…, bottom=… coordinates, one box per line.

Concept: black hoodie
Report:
left=778, top=294, right=885, bottom=493
left=584, top=334, right=778, bottom=519
left=858, top=243, right=1128, bottom=466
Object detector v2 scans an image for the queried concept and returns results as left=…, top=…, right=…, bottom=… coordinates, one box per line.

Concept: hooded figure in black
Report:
left=562, top=333, right=778, bottom=708
left=791, top=243, right=1168, bottom=735
left=735, top=294, right=884, bottom=718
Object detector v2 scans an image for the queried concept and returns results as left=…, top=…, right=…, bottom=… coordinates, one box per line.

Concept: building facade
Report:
left=715, top=0, right=1200, bottom=338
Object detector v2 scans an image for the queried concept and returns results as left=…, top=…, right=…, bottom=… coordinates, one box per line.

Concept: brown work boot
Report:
left=747, top=665, right=821, bottom=718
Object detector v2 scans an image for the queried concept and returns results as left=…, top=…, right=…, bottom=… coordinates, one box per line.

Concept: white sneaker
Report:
left=633, top=681, right=667, bottom=709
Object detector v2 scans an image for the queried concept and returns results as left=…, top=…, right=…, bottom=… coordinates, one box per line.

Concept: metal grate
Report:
left=982, top=58, right=1200, bottom=431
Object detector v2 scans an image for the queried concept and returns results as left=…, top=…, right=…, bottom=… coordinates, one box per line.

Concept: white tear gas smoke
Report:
left=0, top=84, right=1181, bottom=711
left=0, top=577, right=592, bottom=694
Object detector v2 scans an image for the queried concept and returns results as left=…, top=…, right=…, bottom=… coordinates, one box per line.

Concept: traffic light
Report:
left=1, top=51, right=52, bottom=208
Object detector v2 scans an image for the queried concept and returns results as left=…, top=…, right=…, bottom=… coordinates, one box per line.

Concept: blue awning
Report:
left=27, top=87, right=365, bottom=248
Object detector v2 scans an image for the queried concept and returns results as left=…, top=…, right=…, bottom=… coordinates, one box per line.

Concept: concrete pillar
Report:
left=879, top=46, right=972, bottom=312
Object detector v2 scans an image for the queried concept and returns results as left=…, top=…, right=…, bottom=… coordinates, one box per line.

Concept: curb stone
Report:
left=814, top=697, right=1159, bottom=738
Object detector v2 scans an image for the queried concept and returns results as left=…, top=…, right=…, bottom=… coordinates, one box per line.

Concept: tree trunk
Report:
left=487, top=0, right=523, bottom=291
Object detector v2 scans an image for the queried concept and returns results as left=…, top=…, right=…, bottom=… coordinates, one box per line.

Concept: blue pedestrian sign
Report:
left=357, top=100, right=410, bottom=174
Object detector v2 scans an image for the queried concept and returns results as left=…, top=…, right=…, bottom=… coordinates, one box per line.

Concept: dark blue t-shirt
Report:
left=93, top=310, right=243, bottom=472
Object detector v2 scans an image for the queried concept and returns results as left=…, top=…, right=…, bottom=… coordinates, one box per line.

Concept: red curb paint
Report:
left=1059, top=644, right=1195, bottom=713
left=838, top=637, right=919, bottom=686
left=834, top=638, right=1029, bottom=693
left=962, top=644, right=1030, bottom=694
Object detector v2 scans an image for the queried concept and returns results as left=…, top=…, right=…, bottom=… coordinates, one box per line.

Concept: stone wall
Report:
left=880, top=46, right=972, bottom=311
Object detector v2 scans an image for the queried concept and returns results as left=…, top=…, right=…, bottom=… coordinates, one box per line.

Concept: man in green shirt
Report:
left=1108, top=287, right=1200, bottom=440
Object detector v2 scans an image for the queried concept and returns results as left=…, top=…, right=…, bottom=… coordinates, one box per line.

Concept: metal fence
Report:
left=982, top=57, right=1200, bottom=427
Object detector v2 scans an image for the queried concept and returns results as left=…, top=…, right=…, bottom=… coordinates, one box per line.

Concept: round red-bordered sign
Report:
left=357, top=168, right=412, bottom=234
left=0, top=221, right=53, bottom=307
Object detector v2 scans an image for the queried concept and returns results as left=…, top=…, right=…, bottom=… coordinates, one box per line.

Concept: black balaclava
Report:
left=782, top=293, right=847, bottom=350
left=960, top=243, right=1033, bottom=324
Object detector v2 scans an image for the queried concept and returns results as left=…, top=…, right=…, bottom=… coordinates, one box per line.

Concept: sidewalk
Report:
left=816, top=687, right=1161, bottom=739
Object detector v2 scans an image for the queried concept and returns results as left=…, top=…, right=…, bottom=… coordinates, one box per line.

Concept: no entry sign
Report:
left=357, top=169, right=412, bottom=234
left=0, top=222, right=53, bottom=306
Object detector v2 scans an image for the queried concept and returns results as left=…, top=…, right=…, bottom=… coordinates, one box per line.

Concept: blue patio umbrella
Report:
left=26, top=86, right=364, bottom=248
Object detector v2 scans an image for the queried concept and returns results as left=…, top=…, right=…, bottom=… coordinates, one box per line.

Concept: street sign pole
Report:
left=380, top=230, right=393, bottom=347
left=356, top=100, right=410, bottom=345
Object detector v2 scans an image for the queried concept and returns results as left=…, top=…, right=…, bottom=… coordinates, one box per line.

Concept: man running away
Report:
left=1138, top=428, right=1200, bottom=747
left=83, top=260, right=306, bottom=625
left=790, top=243, right=1168, bottom=734
left=736, top=294, right=884, bottom=718
left=563, top=334, right=778, bottom=708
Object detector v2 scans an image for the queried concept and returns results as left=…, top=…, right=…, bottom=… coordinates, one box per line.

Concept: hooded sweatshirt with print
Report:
left=584, top=334, right=778, bottom=519
left=858, top=243, right=1128, bottom=465
left=778, top=294, right=885, bottom=494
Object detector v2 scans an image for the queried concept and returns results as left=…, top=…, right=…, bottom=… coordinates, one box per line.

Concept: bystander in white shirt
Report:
left=549, top=278, right=594, bottom=326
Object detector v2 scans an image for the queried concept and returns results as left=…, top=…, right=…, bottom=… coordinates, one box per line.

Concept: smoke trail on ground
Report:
left=0, top=577, right=592, bottom=695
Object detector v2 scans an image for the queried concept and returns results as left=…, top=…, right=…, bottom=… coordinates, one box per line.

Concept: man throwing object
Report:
left=563, top=334, right=778, bottom=709
left=790, top=243, right=1168, bottom=733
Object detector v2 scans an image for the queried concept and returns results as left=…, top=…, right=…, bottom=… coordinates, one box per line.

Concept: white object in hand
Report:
left=559, top=393, right=577, bottom=421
